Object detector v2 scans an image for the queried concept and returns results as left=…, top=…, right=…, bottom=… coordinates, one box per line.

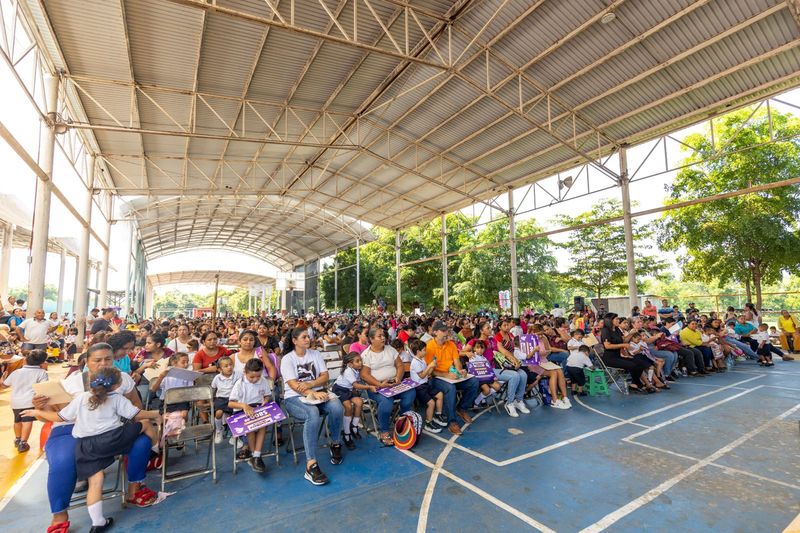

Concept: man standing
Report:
left=425, top=321, right=478, bottom=435
left=658, top=299, right=675, bottom=322
left=17, top=309, right=56, bottom=350
left=124, top=307, right=139, bottom=325
left=90, top=308, right=114, bottom=335
left=777, top=310, right=798, bottom=360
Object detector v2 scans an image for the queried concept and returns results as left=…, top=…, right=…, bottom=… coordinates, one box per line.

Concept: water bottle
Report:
left=681, top=366, right=688, bottom=377
left=726, top=355, right=733, bottom=370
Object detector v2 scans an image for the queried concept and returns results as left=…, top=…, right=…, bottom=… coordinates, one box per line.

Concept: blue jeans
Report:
left=45, top=424, right=151, bottom=514
left=283, top=396, right=343, bottom=462
left=366, top=389, right=416, bottom=433
left=496, top=369, right=526, bottom=402
left=725, top=336, right=757, bottom=359
left=548, top=351, right=568, bottom=370
left=648, top=346, right=678, bottom=376
left=697, top=346, right=714, bottom=367
left=431, top=377, right=479, bottom=424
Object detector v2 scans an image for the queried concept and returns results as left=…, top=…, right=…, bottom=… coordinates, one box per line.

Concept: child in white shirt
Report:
left=24, top=366, right=160, bottom=531
left=565, top=345, right=593, bottom=396
left=408, top=339, right=446, bottom=433
left=228, top=358, right=271, bottom=473
left=753, top=323, right=775, bottom=367
left=0, top=349, right=48, bottom=453
left=211, top=356, right=238, bottom=442
left=469, top=339, right=502, bottom=408
left=332, top=352, right=374, bottom=447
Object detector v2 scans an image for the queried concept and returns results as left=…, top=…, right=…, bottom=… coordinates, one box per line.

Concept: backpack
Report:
left=393, top=411, right=423, bottom=450
left=538, top=378, right=552, bottom=406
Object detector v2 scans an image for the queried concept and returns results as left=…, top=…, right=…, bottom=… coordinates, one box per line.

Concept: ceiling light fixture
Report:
left=601, top=12, right=616, bottom=24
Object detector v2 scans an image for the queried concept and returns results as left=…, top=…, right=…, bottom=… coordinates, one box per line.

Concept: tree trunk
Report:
left=745, top=276, right=752, bottom=304
left=752, top=262, right=763, bottom=313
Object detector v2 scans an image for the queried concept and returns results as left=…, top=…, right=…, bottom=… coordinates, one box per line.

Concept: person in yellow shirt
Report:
left=777, top=310, right=798, bottom=359
left=679, top=320, right=713, bottom=373
left=425, top=321, right=479, bottom=436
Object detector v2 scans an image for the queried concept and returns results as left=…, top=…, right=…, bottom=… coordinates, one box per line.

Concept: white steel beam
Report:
left=75, top=157, right=95, bottom=349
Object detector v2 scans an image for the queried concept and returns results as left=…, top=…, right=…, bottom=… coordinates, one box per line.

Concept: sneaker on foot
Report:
left=504, top=402, right=519, bottom=417
left=563, top=398, right=572, bottom=408
left=249, top=457, right=266, bottom=473
left=514, top=400, right=530, bottom=414
left=424, top=420, right=442, bottom=433
left=330, top=443, right=344, bottom=465
left=214, top=432, right=223, bottom=444
left=551, top=400, right=569, bottom=410
left=433, top=414, right=448, bottom=427
left=229, top=436, right=236, bottom=445
left=304, top=462, right=329, bottom=486
left=17, top=441, right=30, bottom=453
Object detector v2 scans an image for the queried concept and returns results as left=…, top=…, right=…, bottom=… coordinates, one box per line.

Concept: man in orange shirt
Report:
left=426, top=321, right=479, bottom=435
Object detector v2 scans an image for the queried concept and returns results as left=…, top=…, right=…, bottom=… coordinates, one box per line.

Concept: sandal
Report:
left=47, top=522, right=70, bottom=533
left=236, top=447, right=252, bottom=460
left=127, top=486, right=157, bottom=507
left=379, top=433, right=394, bottom=447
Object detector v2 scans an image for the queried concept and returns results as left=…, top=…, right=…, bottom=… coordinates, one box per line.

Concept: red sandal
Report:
left=127, top=486, right=157, bottom=508
left=46, top=521, right=70, bottom=533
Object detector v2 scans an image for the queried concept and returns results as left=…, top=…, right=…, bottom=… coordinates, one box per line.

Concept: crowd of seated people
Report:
left=5, top=300, right=799, bottom=532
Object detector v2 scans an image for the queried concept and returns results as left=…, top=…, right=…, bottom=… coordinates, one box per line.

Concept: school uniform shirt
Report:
left=211, top=372, right=239, bottom=398
left=398, top=349, right=413, bottom=364
left=751, top=330, right=770, bottom=346
left=58, top=391, right=140, bottom=438
left=410, top=356, right=429, bottom=384
left=567, top=338, right=585, bottom=358
left=334, top=366, right=360, bottom=390
left=361, top=345, right=399, bottom=382
left=5, top=365, right=48, bottom=408
left=18, top=318, right=50, bottom=344
left=566, top=352, right=592, bottom=369
left=280, top=350, right=327, bottom=399
left=229, top=376, right=271, bottom=407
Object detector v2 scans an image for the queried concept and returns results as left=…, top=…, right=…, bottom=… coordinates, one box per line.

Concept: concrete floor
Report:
left=2, top=360, right=798, bottom=532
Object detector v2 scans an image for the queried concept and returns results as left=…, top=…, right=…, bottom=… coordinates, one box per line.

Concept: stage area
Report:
left=2, top=360, right=798, bottom=532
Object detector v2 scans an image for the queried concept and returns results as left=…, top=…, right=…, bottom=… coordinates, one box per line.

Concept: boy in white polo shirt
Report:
left=0, top=349, right=48, bottom=452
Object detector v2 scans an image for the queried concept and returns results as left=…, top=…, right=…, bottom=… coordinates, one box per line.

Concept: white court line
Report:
left=670, top=381, right=749, bottom=390
left=0, top=457, right=45, bottom=513
left=622, top=386, right=762, bottom=442
left=573, top=396, right=651, bottom=428
left=579, top=402, right=800, bottom=533
left=625, top=439, right=800, bottom=492
left=764, top=385, right=800, bottom=392
left=424, top=375, right=763, bottom=467
left=400, top=447, right=556, bottom=533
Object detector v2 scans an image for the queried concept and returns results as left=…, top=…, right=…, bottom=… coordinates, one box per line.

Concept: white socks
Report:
left=352, top=416, right=361, bottom=428
left=252, top=450, right=261, bottom=458
left=343, top=416, right=352, bottom=434
left=474, top=393, right=486, bottom=406
left=87, top=501, right=105, bottom=526
left=214, top=418, right=223, bottom=432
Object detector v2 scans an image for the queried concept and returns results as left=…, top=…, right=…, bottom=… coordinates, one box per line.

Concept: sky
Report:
left=1, top=30, right=798, bottom=310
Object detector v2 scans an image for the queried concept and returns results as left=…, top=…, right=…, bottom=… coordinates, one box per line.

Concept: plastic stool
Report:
left=584, top=368, right=609, bottom=396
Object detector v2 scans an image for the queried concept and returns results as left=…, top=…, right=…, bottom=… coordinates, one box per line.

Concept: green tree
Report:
left=555, top=200, right=665, bottom=298
left=657, top=107, right=800, bottom=310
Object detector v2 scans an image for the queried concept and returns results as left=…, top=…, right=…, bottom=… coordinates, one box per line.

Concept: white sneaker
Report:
left=551, top=399, right=569, bottom=410
left=504, top=402, right=519, bottom=417
left=229, top=436, right=236, bottom=445
left=563, top=397, right=572, bottom=408
left=514, top=400, right=530, bottom=414
left=214, top=432, right=223, bottom=444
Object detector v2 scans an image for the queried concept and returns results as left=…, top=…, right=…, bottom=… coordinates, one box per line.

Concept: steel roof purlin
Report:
left=20, top=0, right=800, bottom=269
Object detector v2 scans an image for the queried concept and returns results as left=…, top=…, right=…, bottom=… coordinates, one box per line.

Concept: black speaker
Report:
left=574, top=296, right=585, bottom=312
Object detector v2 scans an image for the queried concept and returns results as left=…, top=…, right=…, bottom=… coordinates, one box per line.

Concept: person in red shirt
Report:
left=397, top=324, right=414, bottom=344
left=192, top=331, right=231, bottom=374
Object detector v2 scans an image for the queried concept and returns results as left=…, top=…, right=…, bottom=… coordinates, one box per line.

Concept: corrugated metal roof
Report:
left=19, top=0, right=800, bottom=266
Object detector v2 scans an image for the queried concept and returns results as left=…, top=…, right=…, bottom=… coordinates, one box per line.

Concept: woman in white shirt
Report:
left=280, top=328, right=344, bottom=486
left=166, top=324, right=195, bottom=353
left=359, top=327, right=416, bottom=447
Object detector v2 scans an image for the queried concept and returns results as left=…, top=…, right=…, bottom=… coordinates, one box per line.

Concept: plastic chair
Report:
left=160, top=385, right=217, bottom=491
left=583, top=367, right=610, bottom=396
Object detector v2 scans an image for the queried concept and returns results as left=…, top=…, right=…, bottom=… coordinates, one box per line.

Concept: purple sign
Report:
left=377, top=379, right=419, bottom=398
left=467, top=361, right=495, bottom=382
left=226, top=402, right=286, bottom=437
left=519, top=334, right=541, bottom=365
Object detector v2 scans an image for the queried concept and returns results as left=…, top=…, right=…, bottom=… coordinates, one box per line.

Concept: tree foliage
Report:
left=554, top=200, right=666, bottom=298
left=657, top=107, right=800, bottom=309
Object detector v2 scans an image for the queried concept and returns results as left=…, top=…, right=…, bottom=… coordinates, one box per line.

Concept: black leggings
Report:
left=677, top=347, right=704, bottom=373
left=602, top=354, right=649, bottom=388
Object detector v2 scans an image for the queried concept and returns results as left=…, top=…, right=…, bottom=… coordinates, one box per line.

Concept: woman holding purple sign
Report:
left=467, top=322, right=528, bottom=418
left=281, top=328, right=345, bottom=486
left=360, top=327, right=416, bottom=447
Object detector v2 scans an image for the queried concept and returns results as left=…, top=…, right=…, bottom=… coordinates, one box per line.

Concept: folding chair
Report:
left=68, top=456, right=126, bottom=510
left=589, top=345, right=628, bottom=394
left=232, top=420, right=281, bottom=474
left=486, top=380, right=509, bottom=415
left=362, top=394, right=402, bottom=440
left=285, top=411, right=330, bottom=465
left=160, top=386, right=217, bottom=491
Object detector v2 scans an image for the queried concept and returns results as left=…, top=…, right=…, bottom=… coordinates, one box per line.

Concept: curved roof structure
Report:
left=147, top=270, right=275, bottom=288
left=20, top=0, right=800, bottom=268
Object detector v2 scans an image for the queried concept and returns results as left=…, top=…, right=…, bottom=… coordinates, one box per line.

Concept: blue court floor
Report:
left=2, top=359, right=799, bottom=532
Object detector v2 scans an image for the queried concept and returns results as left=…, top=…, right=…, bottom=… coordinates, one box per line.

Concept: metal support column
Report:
left=94, top=266, right=100, bottom=309
left=75, top=156, right=95, bottom=349
left=441, top=215, right=448, bottom=310
left=56, top=248, right=66, bottom=315
left=302, top=264, right=307, bottom=313
left=316, top=257, right=321, bottom=312
left=261, top=286, right=265, bottom=315
left=72, top=257, right=79, bottom=317
left=27, top=73, right=59, bottom=311
left=395, top=231, right=402, bottom=314
left=333, top=250, right=338, bottom=311
left=0, top=223, right=13, bottom=301
left=355, top=239, right=360, bottom=314
left=99, top=194, right=112, bottom=307
left=619, top=147, right=638, bottom=311
left=508, top=189, right=520, bottom=318
left=124, top=223, right=133, bottom=310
